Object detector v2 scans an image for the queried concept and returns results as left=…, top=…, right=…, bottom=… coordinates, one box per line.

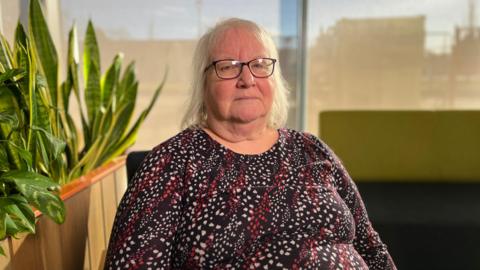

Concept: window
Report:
left=306, top=0, right=480, bottom=134
left=57, top=0, right=300, bottom=149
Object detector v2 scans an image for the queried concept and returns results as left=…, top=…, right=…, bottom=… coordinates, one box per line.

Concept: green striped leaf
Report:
left=28, top=0, right=58, bottom=107
left=67, top=24, right=80, bottom=98
left=116, top=62, right=136, bottom=106
left=0, top=143, right=8, bottom=172
left=0, top=86, right=24, bottom=170
left=140, top=69, right=168, bottom=118
left=83, top=20, right=100, bottom=85
left=80, top=113, right=91, bottom=150
left=101, top=53, right=122, bottom=109
left=68, top=136, right=102, bottom=180
left=84, top=60, right=101, bottom=126
left=0, top=68, right=23, bottom=85
left=81, top=21, right=101, bottom=143
left=27, top=41, right=38, bottom=155
left=64, top=113, right=79, bottom=170
left=0, top=35, right=14, bottom=71
left=103, top=111, right=147, bottom=162
left=104, top=69, right=166, bottom=162
left=34, top=73, right=53, bottom=134
left=0, top=211, right=6, bottom=240
left=67, top=24, right=86, bottom=125
left=0, top=110, right=18, bottom=126
left=13, top=23, right=28, bottom=67
left=33, top=125, right=66, bottom=163
left=1, top=139, right=32, bottom=168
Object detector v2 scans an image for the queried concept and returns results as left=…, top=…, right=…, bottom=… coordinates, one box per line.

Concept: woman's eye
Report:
left=219, top=65, right=233, bottom=71
left=252, top=63, right=267, bottom=69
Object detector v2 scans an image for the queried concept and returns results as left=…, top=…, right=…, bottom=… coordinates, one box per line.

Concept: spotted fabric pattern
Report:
left=104, top=128, right=396, bottom=270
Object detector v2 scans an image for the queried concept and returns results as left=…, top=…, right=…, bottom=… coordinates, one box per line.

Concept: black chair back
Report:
left=126, top=151, right=150, bottom=183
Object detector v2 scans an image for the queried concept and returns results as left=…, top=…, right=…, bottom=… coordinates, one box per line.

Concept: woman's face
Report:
left=204, top=27, right=274, bottom=127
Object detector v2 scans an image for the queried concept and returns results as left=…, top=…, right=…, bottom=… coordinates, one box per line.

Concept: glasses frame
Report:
left=204, top=57, right=277, bottom=79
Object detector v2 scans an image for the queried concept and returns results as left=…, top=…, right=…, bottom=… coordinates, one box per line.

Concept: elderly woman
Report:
left=105, top=18, right=396, bottom=269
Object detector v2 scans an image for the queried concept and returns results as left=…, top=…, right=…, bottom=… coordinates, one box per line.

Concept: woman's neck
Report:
left=205, top=118, right=269, bottom=142
left=203, top=119, right=278, bottom=155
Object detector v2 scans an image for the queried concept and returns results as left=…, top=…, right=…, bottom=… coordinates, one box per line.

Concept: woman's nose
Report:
left=236, top=65, right=255, bottom=88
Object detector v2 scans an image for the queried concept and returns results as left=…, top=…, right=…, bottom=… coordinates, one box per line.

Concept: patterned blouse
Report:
left=105, top=128, right=396, bottom=270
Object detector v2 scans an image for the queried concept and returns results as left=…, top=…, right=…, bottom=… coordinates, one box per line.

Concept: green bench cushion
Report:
left=319, top=110, right=480, bottom=181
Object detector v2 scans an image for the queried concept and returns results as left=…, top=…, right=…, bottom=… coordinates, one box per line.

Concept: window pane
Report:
left=307, top=0, right=480, bottom=134
left=0, top=0, right=22, bottom=43
left=59, top=0, right=300, bottom=149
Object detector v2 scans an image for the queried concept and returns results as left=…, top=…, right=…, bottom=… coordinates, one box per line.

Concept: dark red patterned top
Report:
left=105, top=128, right=396, bottom=270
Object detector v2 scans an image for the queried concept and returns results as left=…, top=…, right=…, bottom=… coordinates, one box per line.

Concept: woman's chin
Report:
left=230, top=111, right=267, bottom=124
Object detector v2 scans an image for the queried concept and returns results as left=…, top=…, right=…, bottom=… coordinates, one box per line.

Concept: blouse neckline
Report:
left=196, top=127, right=285, bottom=158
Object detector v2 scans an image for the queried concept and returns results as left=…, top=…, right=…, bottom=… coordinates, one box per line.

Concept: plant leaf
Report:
left=116, top=62, right=136, bottom=106
left=32, top=125, right=66, bottom=161
left=4, top=140, right=32, bottom=168
left=0, top=110, right=19, bottom=127
left=0, top=195, right=35, bottom=235
left=101, top=86, right=136, bottom=160
left=14, top=23, right=28, bottom=51
left=103, top=69, right=167, bottom=163
left=140, top=68, right=168, bottom=118
left=83, top=20, right=100, bottom=85
left=1, top=171, right=65, bottom=224
left=4, top=214, right=20, bottom=237
left=0, top=34, right=14, bottom=71
left=68, top=135, right=102, bottom=180
left=0, top=143, right=8, bottom=171
left=0, top=86, right=24, bottom=170
left=84, top=60, right=101, bottom=127
left=0, top=68, right=23, bottom=85
left=13, top=23, right=28, bottom=69
left=0, top=210, right=6, bottom=240
left=66, top=23, right=86, bottom=121
left=68, top=24, right=80, bottom=94
left=101, top=53, right=122, bottom=109
left=34, top=73, right=54, bottom=135
left=118, top=68, right=167, bottom=144
left=28, top=0, right=58, bottom=107
left=102, top=111, right=147, bottom=163
left=80, top=113, right=91, bottom=149
left=64, top=113, right=78, bottom=169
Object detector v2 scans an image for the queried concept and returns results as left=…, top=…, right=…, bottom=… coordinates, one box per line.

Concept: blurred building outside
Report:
left=307, top=0, right=480, bottom=133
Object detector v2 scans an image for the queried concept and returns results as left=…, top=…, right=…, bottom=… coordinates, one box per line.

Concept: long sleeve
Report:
left=104, top=143, right=186, bottom=270
left=327, top=146, right=397, bottom=270
left=302, top=132, right=396, bottom=269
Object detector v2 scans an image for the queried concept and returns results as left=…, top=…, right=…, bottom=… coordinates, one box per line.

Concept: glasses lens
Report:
left=249, top=58, right=275, bottom=78
left=215, top=60, right=241, bottom=79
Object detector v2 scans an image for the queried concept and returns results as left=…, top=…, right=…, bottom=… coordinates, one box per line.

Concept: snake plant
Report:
left=0, top=0, right=166, bottom=253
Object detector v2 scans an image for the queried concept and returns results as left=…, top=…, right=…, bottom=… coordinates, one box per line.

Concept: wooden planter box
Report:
left=0, top=157, right=128, bottom=270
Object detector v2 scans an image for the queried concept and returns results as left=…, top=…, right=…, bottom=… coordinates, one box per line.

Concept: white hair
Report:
left=181, top=18, right=290, bottom=129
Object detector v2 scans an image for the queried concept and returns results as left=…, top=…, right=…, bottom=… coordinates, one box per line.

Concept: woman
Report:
left=105, top=18, right=396, bottom=269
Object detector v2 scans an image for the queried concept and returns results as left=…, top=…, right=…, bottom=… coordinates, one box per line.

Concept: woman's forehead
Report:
left=210, top=28, right=267, bottom=58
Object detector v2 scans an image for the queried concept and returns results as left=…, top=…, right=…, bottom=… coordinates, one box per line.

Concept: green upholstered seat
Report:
left=319, top=110, right=480, bottom=182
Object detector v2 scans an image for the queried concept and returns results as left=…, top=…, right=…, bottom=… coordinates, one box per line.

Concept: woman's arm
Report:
left=302, top=132, right=396, bottom=270
left=104, top=144, right=185, bottom=269
left=326, top=147, right=397, bottom=270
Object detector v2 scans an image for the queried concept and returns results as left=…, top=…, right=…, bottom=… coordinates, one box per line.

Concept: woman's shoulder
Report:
left=280, top=128, right=327, bottom=148
left=279, top=128, right=338, bottom=160
left=134, top=128, right=205, bottom=179
left=149, top=127, right=203, bottom=156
